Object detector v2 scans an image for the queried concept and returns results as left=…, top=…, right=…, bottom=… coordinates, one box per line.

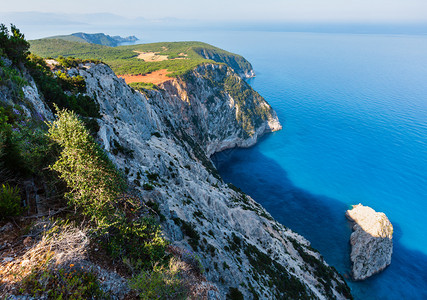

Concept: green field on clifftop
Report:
left=29, top=39, right=252, bottom=77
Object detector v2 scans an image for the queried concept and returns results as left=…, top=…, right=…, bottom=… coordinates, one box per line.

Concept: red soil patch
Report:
left=118, top=69, right=172, bottom=85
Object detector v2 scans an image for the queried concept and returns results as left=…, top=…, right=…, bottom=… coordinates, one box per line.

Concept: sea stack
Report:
left=346, top=204, right=393, bottom=280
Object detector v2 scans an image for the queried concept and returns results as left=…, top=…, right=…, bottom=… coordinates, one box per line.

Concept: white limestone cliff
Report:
left=77, top=62, right=350, bottom=299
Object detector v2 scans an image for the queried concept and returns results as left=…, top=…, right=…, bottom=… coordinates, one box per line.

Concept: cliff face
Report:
left=77, top=62, right=351, bottom=299
left=193, top=48, right=255, bottom=79
left=155, top=64, right=281, bottom=157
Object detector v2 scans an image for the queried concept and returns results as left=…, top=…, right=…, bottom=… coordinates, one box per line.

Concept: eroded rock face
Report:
left=158, top=64, right=282, bottom=157
left=12, top=60, right=352, bottom=299
left=77, top=63, right=351, bottom=299
left=346, top=204, right=393, bottom=280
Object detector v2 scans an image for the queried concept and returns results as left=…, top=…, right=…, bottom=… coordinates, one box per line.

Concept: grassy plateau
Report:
left=29, top=39, right=252, bottom=77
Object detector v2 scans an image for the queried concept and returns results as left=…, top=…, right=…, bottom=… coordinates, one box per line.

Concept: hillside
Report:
left=29, top=39, right=255, bottom=78
left=45, top=32, right=138, bottom=47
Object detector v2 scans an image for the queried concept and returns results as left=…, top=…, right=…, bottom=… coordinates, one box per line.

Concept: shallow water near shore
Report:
left=127, top=29, right=427, bottom=298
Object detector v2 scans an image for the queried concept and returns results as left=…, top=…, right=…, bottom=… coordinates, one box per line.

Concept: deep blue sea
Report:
left=101, top=28, right=427, bottom=299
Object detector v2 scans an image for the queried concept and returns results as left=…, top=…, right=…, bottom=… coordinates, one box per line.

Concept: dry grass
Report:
left=0, top=220, right=88, bottom=292
left=1, top=220, right=130, bottom=298
left=167, top=245, right=219, bottom=299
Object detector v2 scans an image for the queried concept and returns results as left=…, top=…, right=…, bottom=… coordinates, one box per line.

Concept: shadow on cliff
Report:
left=212, top=135, right=427, bottom=300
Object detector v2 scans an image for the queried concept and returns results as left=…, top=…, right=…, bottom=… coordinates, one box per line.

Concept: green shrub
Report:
left=146, top=172, right=159, bottom=181
left=172, top=218, right=199, bottom=250
left=104, top=216, right=168, bottom=269
left=129, top=258, right=187, bottom=300
left=111, top=139, right=134, bottom=157
left=227, top=287, right=244, bottom=300
left=0, top=183, right=22, bottom=219
left=20, top=264, right=105, bottom=299
left=129, top=82, right=158, bottom=91
left=143, top=183, right=154, bottom=191
left=47, top=108, right=126, bottom=226
left=0, top=104, right=55, bottom=177
left=26, top=54, right=100, bottom=119
left=0, top=65, right=28, bottom=89
left=55, top=70, right=86, bottom=93
left=48, top=108, right=169, bottom=275
left=0, top=24, right=29, bottom=64
left=0, top=106, right=22, bottom=173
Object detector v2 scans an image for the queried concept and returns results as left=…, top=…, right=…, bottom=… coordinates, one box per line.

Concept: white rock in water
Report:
left=346, top=204, right=393, bottom=280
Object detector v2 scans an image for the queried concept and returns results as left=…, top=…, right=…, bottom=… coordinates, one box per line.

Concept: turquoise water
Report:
left=206, top=32, right=427, bottom=299
left=138, top=29, right=427, bottom=298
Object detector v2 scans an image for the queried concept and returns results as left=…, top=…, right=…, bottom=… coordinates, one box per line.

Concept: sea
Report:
left=28, top=25, right=427, bottom=299
left=208, top=32, right=427, bottom=299
left=139, top=30, right=427, bottom=299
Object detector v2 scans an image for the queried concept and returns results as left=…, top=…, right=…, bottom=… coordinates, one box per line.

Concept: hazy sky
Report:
left=2, top=0, right=427, bottom=23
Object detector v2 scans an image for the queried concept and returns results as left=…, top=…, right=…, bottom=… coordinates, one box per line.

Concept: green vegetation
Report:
left=21, top=263, right=106, bottom=299
left=182, top=66, right=273, bottom=137
left=29, top=39, right=253, bottom=77
left=129, top=258, right=187, bottom=300
left=129, top=82, right=158, bottom=91
left=223, top=75, right=272, bottom=135
left=0, top=183, right=22, bottom=219
left=173, top=217, right=200, bottom=250
left=56, top=55, right=102, bottom=68
left=0, top=24, right=30, bottom=102
left=26, top=53, right=100, bottom=118
left=46, top=32, right=138, bottom=47
left=192, top=46, right=252, bottom=76
left=0, top=24, right=29, bottom=64
left=243, top=242, right=313, bottom=299
left=227, top=287, right=244, bottom=300
left=289, top=238, right=353, bottom=299
left=0, top=104, right=54, bottom=178
left=0, top=62, right=27, bottom=89
left=47, top=108, right=127, bottom=226
left=47, top=109, right=182, bottom=297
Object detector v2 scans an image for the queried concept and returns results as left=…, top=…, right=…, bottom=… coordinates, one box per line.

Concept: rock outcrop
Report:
left=157, top=63, right=281, bottom=156
left=193, top=48, right=255, bottom=79
left=346, top=204, right=393, bottom=280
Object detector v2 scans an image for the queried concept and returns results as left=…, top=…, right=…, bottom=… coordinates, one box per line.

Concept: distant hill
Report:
left=29, top=39, right=254, bottom=78
left=45, top=32, right=138, bottom=47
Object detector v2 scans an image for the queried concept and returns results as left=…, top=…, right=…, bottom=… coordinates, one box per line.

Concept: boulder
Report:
left=346, top=204, right=393, bottom=280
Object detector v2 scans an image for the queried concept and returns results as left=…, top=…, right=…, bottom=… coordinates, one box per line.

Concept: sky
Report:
left=2, top=0, right=427, bottom=23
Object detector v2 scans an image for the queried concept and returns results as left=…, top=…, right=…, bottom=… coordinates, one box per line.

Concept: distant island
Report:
left=45, top=32, right=138, bottom=47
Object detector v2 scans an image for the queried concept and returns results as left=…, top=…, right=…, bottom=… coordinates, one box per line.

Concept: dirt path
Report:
left=133, top=51, right=169, bottom=62
left=118, top=69, right=172, bottom=85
